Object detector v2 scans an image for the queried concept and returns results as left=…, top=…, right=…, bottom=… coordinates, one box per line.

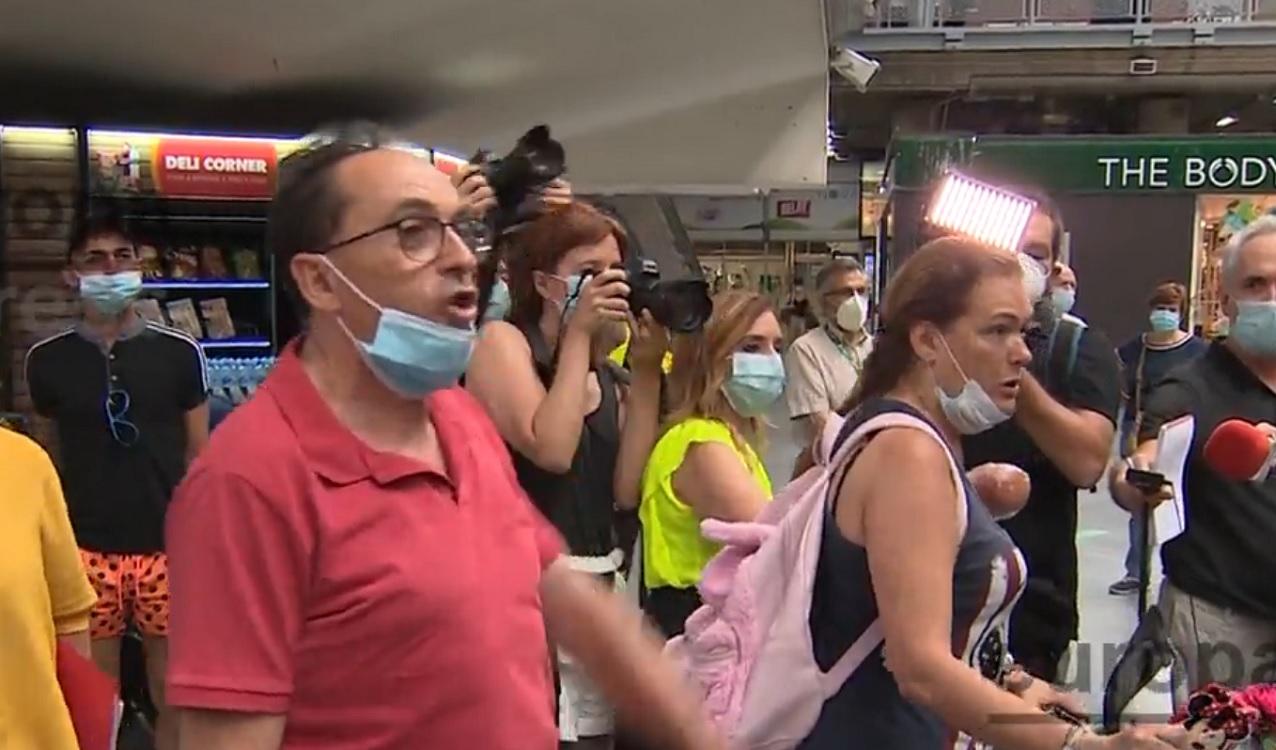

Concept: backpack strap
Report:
left=818, top=411, right=973, bottom=694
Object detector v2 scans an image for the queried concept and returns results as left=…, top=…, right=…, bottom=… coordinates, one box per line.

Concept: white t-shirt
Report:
left=784, top=326, right=873, bottom=420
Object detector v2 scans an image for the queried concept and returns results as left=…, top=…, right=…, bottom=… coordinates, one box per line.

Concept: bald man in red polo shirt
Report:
left=164, top=127, right=723, bottom=750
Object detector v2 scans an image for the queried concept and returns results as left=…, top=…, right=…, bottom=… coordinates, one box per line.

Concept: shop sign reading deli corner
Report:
left=153, top=138, right=279, bottom=198
left=1098, top=155, right=1276, bottom=191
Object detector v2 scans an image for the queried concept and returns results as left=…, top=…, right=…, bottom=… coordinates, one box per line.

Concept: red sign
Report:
left=776, top=199, right=812, bottom=218
left=152, top=138, right=279, bottom=199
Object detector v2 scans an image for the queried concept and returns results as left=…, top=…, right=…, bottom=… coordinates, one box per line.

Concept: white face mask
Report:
left=934, top=335, right=1012, bottom=435
left=835, top=294, right=867, bottom=333
left=1018, top=253, right=1048, bottom=304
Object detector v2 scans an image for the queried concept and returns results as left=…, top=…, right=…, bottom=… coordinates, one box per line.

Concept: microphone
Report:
left=1202, top=419, right=1276, bottom=481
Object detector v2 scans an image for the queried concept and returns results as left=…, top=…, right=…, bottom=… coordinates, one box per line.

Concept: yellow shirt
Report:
left=0, top=429, right=97, bottom=749
left=607, top=335, right=674, bottom=373
left=639, top=418, right=772, bottom=589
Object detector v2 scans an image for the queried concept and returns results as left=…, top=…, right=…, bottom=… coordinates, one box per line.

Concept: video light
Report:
left=925, top=172, right=1036, bottom=253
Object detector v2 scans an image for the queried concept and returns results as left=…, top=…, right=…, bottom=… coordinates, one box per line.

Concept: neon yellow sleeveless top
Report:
left=639, top=418, right=772, bottom=589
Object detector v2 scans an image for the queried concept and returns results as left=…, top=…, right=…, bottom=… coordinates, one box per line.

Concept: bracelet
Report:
left=1060, top=723, right=1091, bottom=750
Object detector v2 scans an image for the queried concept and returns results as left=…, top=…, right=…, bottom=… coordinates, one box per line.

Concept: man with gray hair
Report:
left=1113, top=214, right=1276, bottom=699
left=784, top=257, right=873, bottom=443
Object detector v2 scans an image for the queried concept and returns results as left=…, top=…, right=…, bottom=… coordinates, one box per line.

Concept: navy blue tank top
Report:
left=800, top=399, right=1027, bottom=749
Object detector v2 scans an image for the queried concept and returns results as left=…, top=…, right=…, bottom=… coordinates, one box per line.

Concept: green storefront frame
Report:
left=888, top=134, right=1276, bottom=195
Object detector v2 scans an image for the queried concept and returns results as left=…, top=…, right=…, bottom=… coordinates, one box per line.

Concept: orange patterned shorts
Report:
left=79, top=550, right=170, bottom=639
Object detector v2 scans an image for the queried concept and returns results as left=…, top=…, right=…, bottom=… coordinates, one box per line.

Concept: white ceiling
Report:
left=0, top=0, right=831, bottom=189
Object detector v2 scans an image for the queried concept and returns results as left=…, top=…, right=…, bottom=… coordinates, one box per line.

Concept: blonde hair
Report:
left=665, top=289, right=775, bottom=447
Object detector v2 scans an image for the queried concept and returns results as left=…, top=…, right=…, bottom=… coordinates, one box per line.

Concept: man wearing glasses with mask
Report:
left=164, top=126, right=723, bottom=750
left=785, top=257, right=873, bottom=446
left=24, top=215, right=210, bottom=750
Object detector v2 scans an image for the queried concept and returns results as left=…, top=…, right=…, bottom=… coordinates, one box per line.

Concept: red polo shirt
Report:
left=166, top=341, right=562, bottom=749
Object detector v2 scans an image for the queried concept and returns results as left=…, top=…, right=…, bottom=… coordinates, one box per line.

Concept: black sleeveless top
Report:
left=510, top=323, right=623, bottom=558
left=800, top=399, right=1027, bottom=749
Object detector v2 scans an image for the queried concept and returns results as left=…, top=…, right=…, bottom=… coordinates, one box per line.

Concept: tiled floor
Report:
left=760, top=406, right=1168, bottom=720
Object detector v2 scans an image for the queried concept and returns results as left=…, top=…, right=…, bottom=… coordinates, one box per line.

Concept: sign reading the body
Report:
left=152, top=138, right=279, bottom=198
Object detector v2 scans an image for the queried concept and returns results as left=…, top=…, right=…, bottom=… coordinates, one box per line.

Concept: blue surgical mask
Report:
left=557, top=273, right=587, bottom=314
left=1050, top=288, right=1076, bottom=315
left=323, top=258, right=475, bottom=399
left=1148, top=309, right=1180, bottom=333
left=484, top=279, right=511, bottom=323
left=934, top=335, right=1012, bottom=435
left=722, top=351, right=786, bottom=418
left=79, top=271, right=142, bottom=315
left=1231, top=300, right=1276, bottom=357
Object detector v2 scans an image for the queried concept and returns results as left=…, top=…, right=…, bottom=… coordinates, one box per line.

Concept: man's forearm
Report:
left=541, top=563, right=721, bottom=750
left=1014, top=373, right=1112, bottom=487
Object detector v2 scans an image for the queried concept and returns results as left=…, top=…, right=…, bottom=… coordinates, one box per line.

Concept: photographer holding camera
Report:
left=466, top=199, right=668, bottom=749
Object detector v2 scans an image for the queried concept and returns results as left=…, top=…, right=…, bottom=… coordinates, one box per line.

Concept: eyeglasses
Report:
left=105, top=388, right=140, bottom=447
left=321, top=217, right=489, bottom=263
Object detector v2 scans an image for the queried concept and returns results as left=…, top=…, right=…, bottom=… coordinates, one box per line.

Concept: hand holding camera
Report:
left=628, top=309, right=671, bottom=373
left=565, top=268, right=631, bottom=340
left=453, top=164, right=498, bottom=219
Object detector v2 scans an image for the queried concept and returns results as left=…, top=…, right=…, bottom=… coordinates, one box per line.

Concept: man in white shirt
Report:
left=785, top=258, right=873, bottom=443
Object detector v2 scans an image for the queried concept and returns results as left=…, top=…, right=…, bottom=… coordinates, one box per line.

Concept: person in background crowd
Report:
left=635, top=290, right=780, bottom=638
left=961, top=189, right=1122, bottom=683
left=2, top=427, right=99, bottom=749
left=785, top=258, right=874, bottom=446
left=466, top=201, right=668, bottom=749
left=803, top=237, right=1180, bottom=750
left=1048, top=263, right=1079, bottom=318
left=25, top=216, right=209, bottom=750
left=1107, top=281, right=1207, bottom=596
left=165, top=128, right=721, bottom=750
left=1114, top=217, right=1276, bottom=701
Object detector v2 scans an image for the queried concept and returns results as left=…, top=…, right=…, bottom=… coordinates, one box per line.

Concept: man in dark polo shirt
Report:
left=1115, top=215, right=1276, bottom=702
left=962, top=190, right=1122, bottom=683
left=165, top=126, right=722, bottom=750
left=24, top=215, right=209, bottom=750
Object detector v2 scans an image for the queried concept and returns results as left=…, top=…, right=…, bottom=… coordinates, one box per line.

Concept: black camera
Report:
left=472, top=125, right=566, bottom=232
left=627, top=258, right=713, bottom=334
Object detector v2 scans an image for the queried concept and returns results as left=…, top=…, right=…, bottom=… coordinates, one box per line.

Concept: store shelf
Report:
left=199, top=337, right=272, bottom=350
left=143, top=279, right=270, bottom=290
left=123, top=214, right=268, bottom=224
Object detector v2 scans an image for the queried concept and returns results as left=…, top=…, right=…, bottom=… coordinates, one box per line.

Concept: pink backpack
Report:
left=664, top=410, right=968, bottom=749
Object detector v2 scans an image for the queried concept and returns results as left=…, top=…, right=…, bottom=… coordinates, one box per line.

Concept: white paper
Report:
left=1151, top=416, right=1194, bottom=544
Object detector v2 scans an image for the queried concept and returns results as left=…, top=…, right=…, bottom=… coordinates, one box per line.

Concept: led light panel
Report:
left=924, top=172, right=1036, bottom=253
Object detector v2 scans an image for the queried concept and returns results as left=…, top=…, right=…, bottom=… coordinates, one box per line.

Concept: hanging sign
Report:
left=152, top=138, right=279, bottom=198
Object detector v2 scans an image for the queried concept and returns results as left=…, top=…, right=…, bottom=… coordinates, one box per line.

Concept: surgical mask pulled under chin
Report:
left=722, top=351, right=786, bottom=418
left=1018, top=254, right=1048, bottom=304
left=322, top=258, right=475, bottom=399
left=934, top=336, right=1012, bottom=435
left=80, top=271, right=142, bottom=315
left=1231, top=300, right=1276, bottom=357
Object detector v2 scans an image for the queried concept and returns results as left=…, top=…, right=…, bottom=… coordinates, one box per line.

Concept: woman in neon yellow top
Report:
left=635, top=290, right=784, bottom=638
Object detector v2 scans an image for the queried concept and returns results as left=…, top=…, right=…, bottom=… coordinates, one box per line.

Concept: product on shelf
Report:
left=200, top=298, right=236, bottom=340
left=138, top=245, right=164, bottom=279
left=208, top=357, right=277, bottom=404
left=200, top=246, right=230, bottom=278
left=166, top=247, right=201, bottom=279
left=135, top=299, right=166, bottom=325
left=232, top=248, right=263, bottom=280
left=165, top=299, right=205, bottom=340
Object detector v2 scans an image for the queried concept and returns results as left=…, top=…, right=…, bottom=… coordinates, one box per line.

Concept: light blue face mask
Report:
left=722, top=351, right=786, bottom=418
left=1231, top=300, right=1276, bottom=357
left=80, top=271, right=142, bottom=315
left=557, top=273, right=587, bottom=314
left=484, top=279, right=511, bottom=323
left=323, top=258, right=475, bottom=399
left=1049, top=287, right=1075, bottom=316
left=1148, top=309, right=1180, bottom=333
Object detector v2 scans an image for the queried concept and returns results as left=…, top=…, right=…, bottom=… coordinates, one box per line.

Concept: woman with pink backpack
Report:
left=794, top=239, right=1190, bottom=749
